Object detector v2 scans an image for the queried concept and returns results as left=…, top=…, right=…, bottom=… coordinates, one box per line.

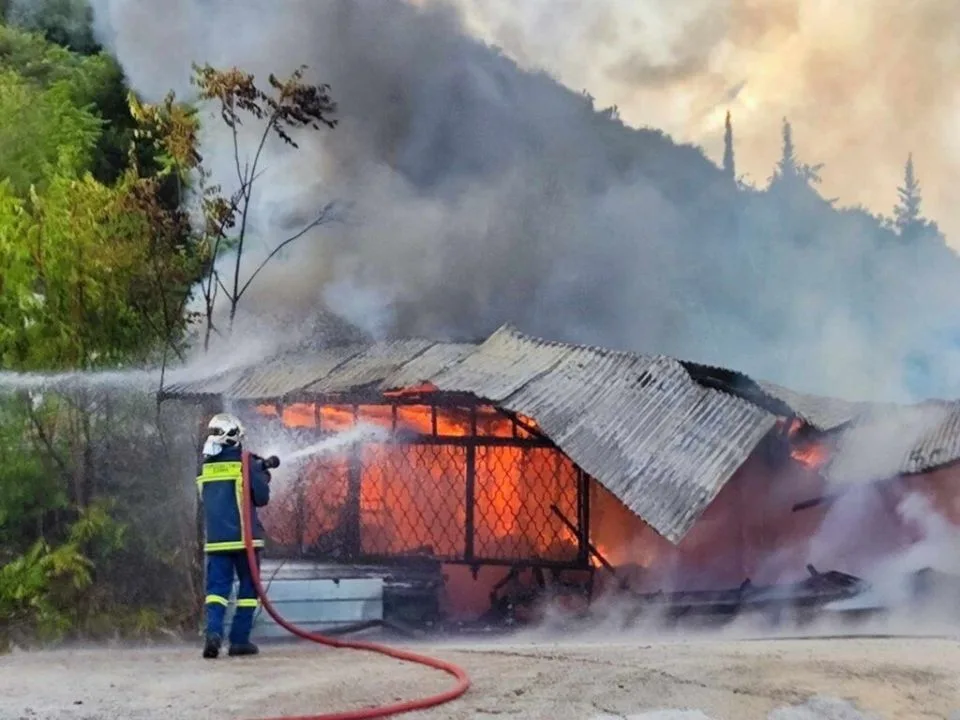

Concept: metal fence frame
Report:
left=241, top=394, right=593, bottom=572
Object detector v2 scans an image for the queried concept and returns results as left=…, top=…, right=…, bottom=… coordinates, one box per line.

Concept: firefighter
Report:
left=196, top=413, right=272, bottom=659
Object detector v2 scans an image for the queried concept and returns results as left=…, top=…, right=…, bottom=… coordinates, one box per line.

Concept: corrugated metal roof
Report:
left=161, top=325, right=960, bottom=540
left=380, top=342, right=477, bottom=391
left=823, top=401, right=960, bottom=485
left=430, top=326, right=778, bottom=543
left=163, top=346, right=366, bottom=400
left=428, top=328, right=574, bottom=400
left=163, top=367, right=245, bottom=398
left=753, top=380, right=869, bottom=432
left=906, top=403, right=960, bottom=473
left=160, top=325, right=779, bottom=543
left=302, top=340, right=435, bottom=395
left=226, top=346, right=366, bottom=401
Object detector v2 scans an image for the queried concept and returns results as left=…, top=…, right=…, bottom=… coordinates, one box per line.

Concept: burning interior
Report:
left=163, top=325, right=960, bottom=628
left=253, top=397, right=585, bottom=567
left=243, top=395, right=598, bottom=621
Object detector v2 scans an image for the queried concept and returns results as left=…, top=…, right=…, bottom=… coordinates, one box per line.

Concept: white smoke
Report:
left=855, top=493, right=960, bottom=607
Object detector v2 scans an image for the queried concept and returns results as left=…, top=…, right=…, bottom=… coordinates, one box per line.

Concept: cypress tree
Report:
left=722, top=110, right=735, bottom=181
left=893, top=153, right=924, bottom=241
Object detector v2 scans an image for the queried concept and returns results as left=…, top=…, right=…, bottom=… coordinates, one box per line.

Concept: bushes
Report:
left=0, top=503, right=115, bottom=649
left=0, top=23, right=208, bottom=653
left=0, top=498, right=197, bottom=651
left=0, top=394, right=203, bottom=652
left=0, top=534, right=92, bottom=649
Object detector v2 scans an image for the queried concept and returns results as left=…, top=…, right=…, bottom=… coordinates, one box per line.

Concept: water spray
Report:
left=266, top=423, right=391, bottom=465
left=0, top=369, right=161, bottom=394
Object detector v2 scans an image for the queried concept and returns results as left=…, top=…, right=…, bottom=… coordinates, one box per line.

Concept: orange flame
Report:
left=791, top=442, right=830, bottom=469
left=774, top=417, right=831, bottom=471
left=257, top=401, right=579, bottom=563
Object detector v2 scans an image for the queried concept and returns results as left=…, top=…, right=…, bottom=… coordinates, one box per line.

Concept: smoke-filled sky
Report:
left=454, top=0, right=960, bottom=242
left=85, top=0, right=960, bottom=403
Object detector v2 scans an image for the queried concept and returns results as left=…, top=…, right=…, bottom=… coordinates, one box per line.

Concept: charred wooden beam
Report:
left=550, top=504, right=625, bottom=587
left=792, top=495, right=835, bottom=512
left=388, top=434, right=553, bottom=448
left=576, top=468, right=590, bottom=567
left=496, top=408, right=551, bottom=443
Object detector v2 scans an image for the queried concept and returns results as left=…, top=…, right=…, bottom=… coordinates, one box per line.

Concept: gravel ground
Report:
left=2, top=634, right=959, bottom=720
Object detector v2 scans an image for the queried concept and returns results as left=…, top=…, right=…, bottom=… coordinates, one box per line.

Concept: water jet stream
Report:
left=272, top=423, right=391, bottom=463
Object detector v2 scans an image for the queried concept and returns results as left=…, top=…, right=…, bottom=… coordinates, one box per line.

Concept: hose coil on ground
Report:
left=240, top=451, right=471, bottom=720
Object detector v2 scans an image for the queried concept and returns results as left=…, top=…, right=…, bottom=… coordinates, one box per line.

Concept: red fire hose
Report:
left=239, top=451, right=471, bottom=720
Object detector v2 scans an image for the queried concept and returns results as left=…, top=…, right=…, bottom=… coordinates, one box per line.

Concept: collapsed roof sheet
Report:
left=676, top=362, right=870, bottom=433
left=752, top=380, right=871, bottom=433
left=428, top=326, right=777, bottom=543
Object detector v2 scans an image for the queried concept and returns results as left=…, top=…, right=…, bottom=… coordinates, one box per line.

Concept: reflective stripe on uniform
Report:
left=234, top=465, right=246, bottom=540
left=204, top=539, right=264, bottom=552
left=196, top=461, right=243, bottom=486
left=236, top=598, right=259, bottom=609
left=205, top=594, right=229, bottom=606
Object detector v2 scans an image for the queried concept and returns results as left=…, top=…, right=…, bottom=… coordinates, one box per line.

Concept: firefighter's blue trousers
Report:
left=204, top=550, right=260, bottom=644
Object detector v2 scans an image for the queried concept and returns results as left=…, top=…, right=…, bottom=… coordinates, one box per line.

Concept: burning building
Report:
left=162, top=325, right=960, bottom=624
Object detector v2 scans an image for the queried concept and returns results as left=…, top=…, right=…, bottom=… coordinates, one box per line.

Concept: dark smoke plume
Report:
left=87, top=0, right=960, bottom=402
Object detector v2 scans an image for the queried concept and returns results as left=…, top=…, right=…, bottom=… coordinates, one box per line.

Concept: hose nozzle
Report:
left=260, top=455, right=281, bottom=470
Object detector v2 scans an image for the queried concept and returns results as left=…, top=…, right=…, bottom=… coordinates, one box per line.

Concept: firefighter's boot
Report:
left=203, top=633, right=222, bottom=659
left=228, top=642, right=260, bottom=657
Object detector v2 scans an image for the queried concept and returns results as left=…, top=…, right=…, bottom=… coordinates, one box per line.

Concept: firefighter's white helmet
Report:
left=207, top=413, right=245, bottom=446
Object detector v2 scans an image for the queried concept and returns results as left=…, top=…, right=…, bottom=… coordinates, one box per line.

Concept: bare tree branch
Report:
left=228, top=118, right=276, bottom=330
left=25, top=400, right=69, bottom=475
left=216, top=273, right=232, bottom=299
left=198, top=165, right=267, bottom=344
left=187, top=63, right=338, bottom=341
left=236, top=202, right=339, bottom=302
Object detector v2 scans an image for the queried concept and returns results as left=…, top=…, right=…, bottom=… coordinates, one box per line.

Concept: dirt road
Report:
left=2, top=635, right=959, bottom=719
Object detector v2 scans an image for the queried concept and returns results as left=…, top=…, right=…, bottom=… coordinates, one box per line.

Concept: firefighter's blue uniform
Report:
left=196, top=444, right=271, bottom=654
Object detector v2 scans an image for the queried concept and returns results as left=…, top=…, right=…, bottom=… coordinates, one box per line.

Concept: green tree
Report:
left=0, top=160, right=205, bottom=643
left=4, top=0, right=100, bottom=54
left=0, top=25, right=143, bottom=183
left=0, top=27, right=209, bottom=648
left=0, top=171, right=202, bottom=370
left=0, top=397, right=68, bottom=550
left=0, top=69, right=101, bottom=194
left=0, top=35, right=345, bottom=647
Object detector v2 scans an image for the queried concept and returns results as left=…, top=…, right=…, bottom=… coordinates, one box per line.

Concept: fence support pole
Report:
left=464, top=406, right=477, bottom=563
left=344, top=404, right=362, bottom=557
